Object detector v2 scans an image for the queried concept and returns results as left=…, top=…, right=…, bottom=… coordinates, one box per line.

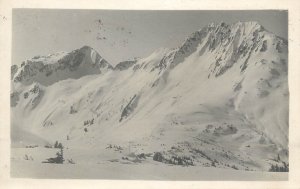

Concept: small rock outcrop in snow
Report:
left=114, top=60, right=137, bottom=71
left=119, top=95, right=140, bottom=122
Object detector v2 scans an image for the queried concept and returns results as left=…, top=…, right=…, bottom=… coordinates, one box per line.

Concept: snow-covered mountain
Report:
left=12, top=46, right=112, bottom=87
left=11, top=21, right=288, bottom=172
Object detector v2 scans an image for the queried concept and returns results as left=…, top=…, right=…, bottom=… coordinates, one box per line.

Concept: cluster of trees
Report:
left=23, top=92, right=29, bottom=99
left=69, top=105, right=78, bottom=114
left=192, top=148, right=213, bottom=162
left=153, top=152, right=194, bottom=166
left=44, top=144, right=52, bottom=148
left=43, top=141, right=76, bottom=164
left=121, top=153, right=152, bottom=164
left=24, top=154, right=33, bottom=161
left=153, top=152, right=164, bottom=162
left=25, top=145, right=38, bottom=148
left=211, top=159, right=219, bottom=167
left=42, top=145, right=64, bottom=164
left=269, top=162, right=289, bottom=172
left=54, top=141, right=63, bottom=149
left=231, top=164, right=238, bottom=170
left=83, top=118, right=94, bottom=126
left=106, top=144, right=123, bottom=151
left=137, top=153, right=146, bottom=159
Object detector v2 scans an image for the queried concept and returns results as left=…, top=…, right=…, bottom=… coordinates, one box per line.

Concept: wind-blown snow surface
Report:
left=11, top=21, right=288, bottom=179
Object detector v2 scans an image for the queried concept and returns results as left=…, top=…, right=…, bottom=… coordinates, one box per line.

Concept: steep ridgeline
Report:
left=152, top=22, right=287, bottom=75
left=11, top=21, right=288, bottom=171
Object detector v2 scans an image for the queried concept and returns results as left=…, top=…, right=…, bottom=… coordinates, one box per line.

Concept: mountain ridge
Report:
left=11, top=21, right=287, bottom=84
left=11, top=21, right=289, bottom=171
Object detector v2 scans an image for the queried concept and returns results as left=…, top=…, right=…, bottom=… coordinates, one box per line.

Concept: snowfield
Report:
left=11, top=147, right=287, bottom=180
left=10, top=21, right=289, bottom=179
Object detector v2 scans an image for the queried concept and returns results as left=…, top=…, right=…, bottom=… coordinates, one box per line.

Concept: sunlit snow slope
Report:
left=11, top=21, right=288, bottom=171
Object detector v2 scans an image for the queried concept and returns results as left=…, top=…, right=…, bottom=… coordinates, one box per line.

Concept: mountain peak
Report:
left=207, top=21, right=228, bottom=28
left=231, top=21, right=264, bottom=33
left=80, top=45, right=93, bottom=49
left=204, top=21, right=263, bottom=35
left=150, top=21, right=287, bottom=76
left=78, top=45, right=95, bottom=53
left=207, top=21, right=261, bottom=27
left=12, top=46, right=113, bottom=86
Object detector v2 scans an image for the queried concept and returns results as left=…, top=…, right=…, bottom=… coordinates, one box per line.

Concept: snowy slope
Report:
left=11, top=21, right=288, bottom=173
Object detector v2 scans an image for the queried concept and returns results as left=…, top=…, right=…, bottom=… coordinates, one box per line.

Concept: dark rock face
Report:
left=114, top=60, right=137, bottom=71
left=119, top=95, right=139, bottom=122
left=260, top=40, right=268, bottom=52
left=11, top=65, right=18, bottom=80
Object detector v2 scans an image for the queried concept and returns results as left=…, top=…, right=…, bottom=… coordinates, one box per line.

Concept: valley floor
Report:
left=11, top=147, right=287, bottom=180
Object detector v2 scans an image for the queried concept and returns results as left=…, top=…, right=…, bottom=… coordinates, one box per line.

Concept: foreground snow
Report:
left=11, top=147, right=287, bottom=180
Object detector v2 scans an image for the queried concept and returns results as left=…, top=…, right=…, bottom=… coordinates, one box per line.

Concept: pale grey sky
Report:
left=12, top=9, right=288, bottom=66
